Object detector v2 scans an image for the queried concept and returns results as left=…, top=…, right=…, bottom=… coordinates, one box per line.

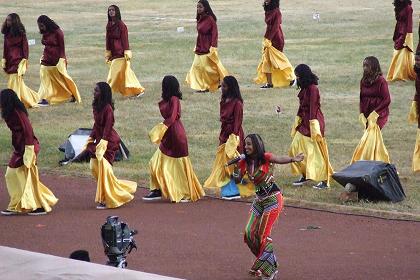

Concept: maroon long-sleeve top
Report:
left=4, top=109, right=40, bottom=168
left=264, top=8, right=284, bottom=52
left=106, top=20, right=129, bottom=61
left=360, top=76, right=391, bottom=130
left=195, top=15, right=217, bottom=55
left=219, top=99, right=244, bottom=153
left=87, top=104, right=121, bottom=163
left=393, top=4, right=413, bottom=50
left=41, top=28, right=66, bottom=66
left=296, top=84, right=325, bottom=138
left=159, top=96, right=189, bottom=158
left=3, top=33, right=28, bottom=74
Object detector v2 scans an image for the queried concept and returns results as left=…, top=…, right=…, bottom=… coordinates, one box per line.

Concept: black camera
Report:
left=101, top=216, right=138, bottom=268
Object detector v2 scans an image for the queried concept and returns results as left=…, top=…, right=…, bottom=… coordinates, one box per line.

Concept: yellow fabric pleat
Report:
left=289, top=131, right=334, bottom=185
left=408, top=101, right=418, bottom=124
left=386, top=33, right=416, bottom=81
left=149, top=148, right=205, bottom=203
left=204, top=134, right=240, bottom=191
left=290, top=116, right=302, bottom=138
left=185, top=49, right=228, bottom=92
left=7, top=74, right=39, bottom=108
left=5, top=165, right=58, bottom=213
left=38, top=58, right=81, bottom=104
left=149, top=123, right=169, bottom=145
left=107, top=57, right=145, bottom=97
left=254, top=38, right=295, bottom=88
left=413, top=129, right=420, bottom=172
left=351, top=111, right=390, bottom=163
left=90, top=158, right=137, bottom=208
left=237, top=174, right=256, bottom=197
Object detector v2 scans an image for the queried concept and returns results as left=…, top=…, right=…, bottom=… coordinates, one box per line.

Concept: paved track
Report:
left=0, top=171, right=419, bottom=280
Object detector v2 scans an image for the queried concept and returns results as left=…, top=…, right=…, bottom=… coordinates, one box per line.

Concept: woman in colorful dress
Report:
left=1, top=13, right=38, bottom=108
left=386, top=0, right=415, bottom=81
left=144, top=75, right=205, bottom=202
left=255, top=0, right=295, bottom=89
left=37, top=15, right=81, bottom=106
left=105, top=5, right=145, bottom=97
left=408, top=51, right=420, bottom=172
left=234, top=134, right=303, bottom=280
left=85, top=82, right=137, bottom=209
left=289, top=64, right=333, bottom=189
left=203, top=75, right=250, bottom=199
left=186, top=0, right=228, bottom=93
left=351, top=56, right=391, bottom=164
left=0, top=89, right=58, bottom=216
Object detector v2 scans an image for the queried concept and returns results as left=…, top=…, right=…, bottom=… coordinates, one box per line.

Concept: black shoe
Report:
left=292, top=176, right=309, bottom=186
left=194, top=89, right=209, bottom=93
left=313, top=181, right=329, bottom=190
left=69, top=96, right=76, bottom=103
left=289, top=79, right=296, bottom=87
left=142, top=189, right=162, bottom=201
left=96, top=203, right=107, bottom=210
left=1, top=209, right=19, bottom=216
left=38, top=99, right=49, bottom=107
left=260, top=83, right=273, bottom=89
left=27, top=208, right=47, bottom=216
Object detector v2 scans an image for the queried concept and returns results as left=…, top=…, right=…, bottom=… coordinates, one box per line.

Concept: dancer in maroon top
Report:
left=204, top=76, right=246, bottom=199
left=37, top=15, right=81, bottom=106
left=1, top=13, right=39, bottom=108
left=85, top=82, right=137, bottom=209
left=0, top=89, right=58, bottom=216
left=289, top=64, right=333, bottom=189
left=255, top=0, right=295, bottom=89
left=387, top=0, right=415, bottom=81
left=351, top=57, right=391, bottom=164
left=105, top=5, right=145, bottom=97
left=409, top=52, right=420, bottom=171
left=145, top=75, right=205, bottom=202
left=186, top=0, right=228, bottom=93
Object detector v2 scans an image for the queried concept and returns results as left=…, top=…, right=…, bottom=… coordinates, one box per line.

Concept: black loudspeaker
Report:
left=58, top=128, right=129, bottom=164
left=332, top=160, right=405, bottom=203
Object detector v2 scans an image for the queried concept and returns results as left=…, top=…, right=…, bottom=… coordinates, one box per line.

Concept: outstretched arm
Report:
left=269, top=153, right=304, bottom=165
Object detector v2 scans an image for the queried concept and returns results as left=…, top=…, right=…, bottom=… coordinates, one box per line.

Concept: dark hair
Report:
left=221, top=76, right=243, bottom=102
left=264, top=0, right=280, bottom=12
left=1, top=13, right=26, bottom=36
left=92, top=82, right=114, bottom=112
left=0, top=88, right=28, bottom=119
left=69, top=250, right=90, bottom=262
left=393, top=0, right=412, bottom=18
left=196, top=0, right=217, bottom=22
left=362, top=56, right=382, bottom=85
left=107, top=5, right=122, bottom=22
left=37, top=15, right=59, bottom=33
left=162, top=75, right=182, bottom=101
left=295, top=64, right=319, bottom=89
left=244, top=134, right=267, bottom=168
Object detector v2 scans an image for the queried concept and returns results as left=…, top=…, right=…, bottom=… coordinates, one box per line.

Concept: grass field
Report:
left=0, top=0, right=419, bottom=214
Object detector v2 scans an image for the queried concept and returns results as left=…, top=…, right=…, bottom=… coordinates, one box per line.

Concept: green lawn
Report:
left=0, top=0, right=419, bottom=214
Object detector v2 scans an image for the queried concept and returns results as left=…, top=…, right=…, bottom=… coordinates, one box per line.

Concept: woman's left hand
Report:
left=293, top=153, right=304, bottom=162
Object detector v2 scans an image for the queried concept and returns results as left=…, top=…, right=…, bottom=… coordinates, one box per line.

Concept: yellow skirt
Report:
left=7, top=74, right=39, bottom=108
left=5, top=165, right=58, bottom=213
left=149, top=148, right=205, bottom=202
left=351, top=124, right=390, bottom=164
left=90, top=158, right=137, bottom=208
left=413, top=129, right=420, bottom=172
left=386, top=33, right=416, bottom=82
left=38, top=59, right=81, bottom=104
left=204, top=143, right=236, bottom=190
left=107, top=58, right=145, bottom=97
left=289, top=131, right=334, bottom=185
left=255, top=38, right=295, bottom=88
left=185, top=50, right=228, bottom=92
